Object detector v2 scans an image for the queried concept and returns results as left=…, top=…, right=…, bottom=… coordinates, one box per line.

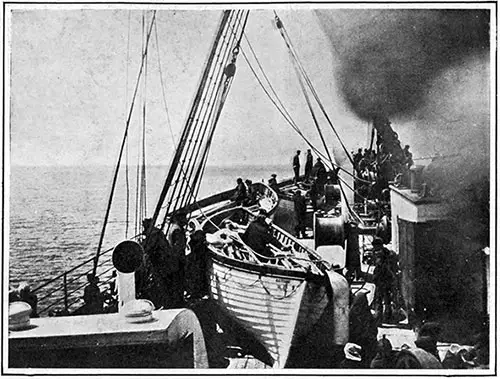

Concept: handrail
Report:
left=31, top=234, right=141, bottom=316
left=32, top=234, right=141, bottom=294
left=31, top=246, right=114, bottom=294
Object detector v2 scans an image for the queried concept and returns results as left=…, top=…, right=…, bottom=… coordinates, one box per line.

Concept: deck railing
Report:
left=32, top=245, right=117, bottom=316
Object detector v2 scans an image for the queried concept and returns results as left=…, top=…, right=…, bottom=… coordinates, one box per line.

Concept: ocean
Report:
left=9, top=164, right=291, bottom=292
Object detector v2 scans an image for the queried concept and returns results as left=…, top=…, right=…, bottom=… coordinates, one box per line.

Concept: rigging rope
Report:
left=150, top=10, right=249, bottom=233
left=124, top=10, right=131, bottom=239
left=187, top=13, right=249, bottom=209
left=161, top=12, right=242, bottom=224
left=275, top=12, right=355, bottom=169
left=93, top=11, right=157, bottom=275
left=240, top=41, right=330, bottom=164
left=140, top=11, right=149, bottom=224
left=240, top=41, right=373, bottom=188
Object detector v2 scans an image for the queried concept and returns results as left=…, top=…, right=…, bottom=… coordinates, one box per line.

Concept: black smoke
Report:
left=325, top=10, right=489, bottom=121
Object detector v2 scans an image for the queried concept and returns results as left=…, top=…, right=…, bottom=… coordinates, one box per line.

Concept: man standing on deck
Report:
left=167, top=212, right=188, bottom=308
left=293, top=150, right=301, bottom=184
left=372, top=237, right=397, bottom=323
left=140, top=218, right=172, bottom=308
left=232, top=178, right=247, bottom=205
left=268, top=174, right=280, bottom=194
left=304, top=149, right=313, bottom=182
left=293, top=190, right=307, bottom=238
left=312, top=157, right=327, bottom=192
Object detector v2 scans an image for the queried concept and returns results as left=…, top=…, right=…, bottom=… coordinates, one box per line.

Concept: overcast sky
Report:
left=8, top=6, right=366, bottom=168
left=7, top=5, right=491, bottom=171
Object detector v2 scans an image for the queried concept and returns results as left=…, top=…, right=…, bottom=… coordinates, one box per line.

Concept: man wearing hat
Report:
left=292, top=150, right=301, bottom=184
left=304, top=149, right=313, bottom=182
left=268, top=174, right=280, bottom=193
left=293, top=190, right=307, bottom=238
left=372, top=237, right=397, bottom=323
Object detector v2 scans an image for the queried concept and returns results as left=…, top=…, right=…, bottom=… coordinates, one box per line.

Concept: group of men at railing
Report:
left=353, top=117, right=414, bottom=201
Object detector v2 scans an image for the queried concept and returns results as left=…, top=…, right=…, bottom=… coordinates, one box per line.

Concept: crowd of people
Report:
left=352, top=144, right=413, bottom=200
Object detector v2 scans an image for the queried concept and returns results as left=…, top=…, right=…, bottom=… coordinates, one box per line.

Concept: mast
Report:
left=150, top=10, right=249, bottom=230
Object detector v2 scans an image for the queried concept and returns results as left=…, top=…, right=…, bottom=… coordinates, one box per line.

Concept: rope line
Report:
left=93, top=11, right=157, bottom=275
left=124, top=10, right=131, bottom=239
left=275, top=11, right=355, bottom=168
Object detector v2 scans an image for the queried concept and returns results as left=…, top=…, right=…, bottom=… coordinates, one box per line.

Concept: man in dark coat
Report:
left=140, top=217, right=184, bottom=308
left=312, top=158, right=327, bottom=192
left=293, top=190, right=307, bottom=238
left=341, top=292, right=378, bottom=368
left=82, top=275, right=103, bottom=315
left=244, top=179, right=256, bottom=205
left=268, top=174, right=280, bottom=194
left=232, top=178, right=247, bottom=205
left=304, top=149, right=313, bottom=182
left=353, top=148, right=363, bottom=170
left=372, top=237, right=397, bottom=323
left=293, top=150, right=301, bottom=184
left=166, top=212, right=188, bottom=308
left=242, top=214, right=287, bottom=260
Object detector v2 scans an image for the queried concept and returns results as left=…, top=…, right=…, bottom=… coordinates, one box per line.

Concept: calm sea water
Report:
left=9, top=164, right=291, bottom=290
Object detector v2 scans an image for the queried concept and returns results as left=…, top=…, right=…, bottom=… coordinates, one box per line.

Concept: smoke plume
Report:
left=319, top=10, right=489, bottom=121
left=317, top=9, right=491, bottom=247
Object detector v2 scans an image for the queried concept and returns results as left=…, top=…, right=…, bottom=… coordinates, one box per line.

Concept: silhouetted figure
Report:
left=348, top=292, right=379, bottom=367
left=140, top=218, right=174, bottom=308
left=268, top=174, right=280, bottom=193
left=232, top=178, right=247, bottom=205
left=244, top=179, right=256, bottom=205
left=166, top=212, right=188, bottom=308
left=185, top=230, right=208, bottom=299
left=242, top=214, right=288, bottom=261
left=304, top=149, right=313, bottom=182
left=82, top=274, right=103, bottom=315
left=353, top=148, right=363, bottom=170
left=308, top=180, right=319, bottom=211
left=372, top=237, right=397, bottom=323
left=312, top=158, right=327, bottom=192
left=403, top=144, right=413, bottom=169
left=293, top=190, right=307, bottom=238
left=18, top=282, right=39, bottom=318
left=293, top=150, right=301, bottom=184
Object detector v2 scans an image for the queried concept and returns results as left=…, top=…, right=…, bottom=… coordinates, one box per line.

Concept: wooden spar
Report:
left=149, top=11, right=231, bottom=229
left=149, top=10, right=249, bottom=231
